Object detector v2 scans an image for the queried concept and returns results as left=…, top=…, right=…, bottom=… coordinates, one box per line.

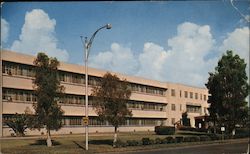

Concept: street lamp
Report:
left=80, top=24, right=112, bottom=150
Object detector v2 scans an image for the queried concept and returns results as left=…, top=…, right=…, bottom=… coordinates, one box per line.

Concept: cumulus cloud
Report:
left=87, top=22, right=248, bottom=87
left=1, top=18, right=9, bottom=43
left=219, top=27, right=249, bottom=65
left=10, top=9, right=69, bottom=61
left=90, top=22, right=216, bottom=87
left=137, top=42, right=169, bottom=81
left=135, top=22, right=216, bottom=86
left=162, top=22, right=216, bottom=86
left=89, top=42, right=138, bottom=74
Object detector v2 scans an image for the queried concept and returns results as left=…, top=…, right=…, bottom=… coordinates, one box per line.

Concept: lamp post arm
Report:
left=86, top=25, right=109, bottom=58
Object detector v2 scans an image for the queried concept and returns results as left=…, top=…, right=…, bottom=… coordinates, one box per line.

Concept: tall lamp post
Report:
left=81, top=24, right=112, bottom=150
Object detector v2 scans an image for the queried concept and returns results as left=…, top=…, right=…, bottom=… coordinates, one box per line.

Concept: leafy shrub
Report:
left=208, top=134, right=220, bottom=140
left=126, top=140, right=140, bottom=146
left=183, top=136, right=191, bottom=142
left=155, top=126, right=175, bottom=135
left=114, top=139, right=127, bottom=148
left=190, top=136, right=200, bottom=142
left=234, top=128, right=249, bottom=138
left=175, top=136, right=184, bottom=143
left=164, top=136, right=175, bottom=144
left=155, top=138, right=163, bottom=144
left=142, top=138, right=150, bottom=145
left=200, top=136, right=211, bottom=141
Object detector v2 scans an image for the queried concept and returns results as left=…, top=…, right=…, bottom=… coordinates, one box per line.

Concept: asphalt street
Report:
left=122, top=140, right=249, bottom=154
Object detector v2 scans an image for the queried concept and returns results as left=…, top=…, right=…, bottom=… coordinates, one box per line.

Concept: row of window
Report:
left=171, top=89, right=207, bottom=101
left=171, top=104, right=204, bottom=114
left=2, top=61, right=166, bottom=96
left=171, top=104, right=184, bottom=112
left=61, top=117, right=164, bottom=126
left=2, top=88, right=166, bottom=112
left=3, top=89, right=37, bottom=102
left=127, top=101, right=166, bottom=111
left=3, top=115, right=164, bottom=126
left=186, top=105, right=201, bottom=113
left=129, top=83, right=166, bottom=96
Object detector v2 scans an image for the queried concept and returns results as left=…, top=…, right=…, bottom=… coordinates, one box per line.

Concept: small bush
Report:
left=142, top=138, right=150, bottom=145
left=127, top=140, right=139, bottom=146
left=155, top=126, right=175, bottom=135
left=164, top=136, right=175, bottom=144
left=114, top=139, right=127, bottom=148
left=209, top=134, right=220, bottom=140
left=190, top=136, right=200, bottom=142
left=175, top=136, right=184, bottom=143
left=149, top=139, right=155, bottom=145
left=155, top=138, right=163, bottom=144
left=183, top=136, right=191, bottom=142
left=235, top=128, right=249, bottom=138
left=200, top=136, right=211, bottom=141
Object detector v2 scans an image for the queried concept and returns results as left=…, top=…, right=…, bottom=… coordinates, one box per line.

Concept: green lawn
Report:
left=0, top=132, right=167, bottom=154
left=0, top=131, right=242, bottom=154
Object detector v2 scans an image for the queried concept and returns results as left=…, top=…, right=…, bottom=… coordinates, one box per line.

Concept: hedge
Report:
left=155, top=126, right=175, bottom=135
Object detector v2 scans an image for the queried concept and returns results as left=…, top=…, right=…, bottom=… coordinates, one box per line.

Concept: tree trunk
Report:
left=113, top=126, right=118, bottom=148
left=46, top=129, right=52, bottom=147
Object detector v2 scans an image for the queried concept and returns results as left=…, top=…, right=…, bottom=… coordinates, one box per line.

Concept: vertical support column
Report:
left=85, top=37, right=89, bottom=151
left=0, top=50, right=3, bottom=137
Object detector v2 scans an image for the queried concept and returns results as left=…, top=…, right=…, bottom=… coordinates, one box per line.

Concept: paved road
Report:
left=123, top=140, right=249, bottom=154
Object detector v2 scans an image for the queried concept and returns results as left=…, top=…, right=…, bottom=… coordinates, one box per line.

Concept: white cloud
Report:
left=86, top=22, right=248, bottom=87
left=135, top=22, right=215, bottom=86
left=219, top=27, right=249, bottom=65
left=10, top=9, right=69, bottom=61
left=162, top=22, right=216, bottom=86
left=89, top=42, right=138, bottom=74
left=137, top=42, right=169, bottom=81
left=1, top=18, right=9, bottom=43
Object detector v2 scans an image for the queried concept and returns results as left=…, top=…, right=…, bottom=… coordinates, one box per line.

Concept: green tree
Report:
left=33, top=53, right=64, bottom=147
left=206, top=50, right=249, bottom=135
left=4, top=113, right=29, bottom=136
left=91, top=72, right=132, bottom=147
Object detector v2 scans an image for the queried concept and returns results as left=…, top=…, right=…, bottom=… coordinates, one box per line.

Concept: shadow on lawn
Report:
left=89, top=139, right=113, bottom=145
left=30, top=139, right=61, bottom=146
left=73, top=141, right=85, bottom=150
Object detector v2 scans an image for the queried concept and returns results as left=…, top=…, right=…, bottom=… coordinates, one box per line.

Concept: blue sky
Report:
left=1, top=1, right=249, bottom=87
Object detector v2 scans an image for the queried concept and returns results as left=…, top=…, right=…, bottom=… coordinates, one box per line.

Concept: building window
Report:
left=204, top=107, right=207, bottom=114
left=127, top=119, right=140, bottom=126
left=185, top=91, right=188, bottom=98
left=171, top=89, right=175, bottom=96
left=171, top=104, right=176, bottom=111
left=89, top=117, right=107, bottom=126
left=180, top=90, right=182, bottom=97
left=171, top=118, right=175, bottom=125
left=200, top=94, right=202, bottom=100
left=69, top=117, right=82, bottom=125
left=195, top=93, right=198, bottom=99
left=190, top=92, right=193, bottom=99
left=180, top=104, right=182, bottom=111
left=130, top=83, right=166, bottom=96
left=186, top=105, right=201, bottom=113
left=204, top=95, right=207, bottom=101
